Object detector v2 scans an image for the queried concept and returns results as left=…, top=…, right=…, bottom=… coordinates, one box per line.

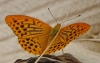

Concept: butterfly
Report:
left=5, top=15, right=90, bottom=55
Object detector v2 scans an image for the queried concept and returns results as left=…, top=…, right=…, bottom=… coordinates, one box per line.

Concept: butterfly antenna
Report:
left=61, top=1, right=76, bottom=26
left=48, top=8, right=58, bottom=23
left=67, top=15, right=81, bottom=21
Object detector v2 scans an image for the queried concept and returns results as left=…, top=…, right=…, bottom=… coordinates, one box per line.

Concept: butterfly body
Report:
left=49, top=24, right=61, bottom=39
left=5, top=15, right=90, bottom=55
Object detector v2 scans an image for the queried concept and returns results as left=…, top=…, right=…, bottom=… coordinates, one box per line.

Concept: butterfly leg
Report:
left=51, top=53, right=54, bottom=55
left=61, top=49, right=64, bottom=55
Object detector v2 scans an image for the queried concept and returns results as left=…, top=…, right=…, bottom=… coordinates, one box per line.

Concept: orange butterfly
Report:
left=5, top=15, right=90, bottom=55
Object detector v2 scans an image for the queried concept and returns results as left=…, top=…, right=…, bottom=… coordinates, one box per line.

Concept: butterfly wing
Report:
left=46, top=22, right=90, bottom=54
left=5, top=15, right=52, bottom=38
left=5, top=15, right=52, bottom=55
left=18, top=34, right=50, bottom=55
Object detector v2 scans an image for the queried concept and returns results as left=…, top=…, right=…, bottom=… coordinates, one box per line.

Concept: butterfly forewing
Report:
left=45, top=23, right=90, bottom=54
left=5, top=15, right=52, bottom=38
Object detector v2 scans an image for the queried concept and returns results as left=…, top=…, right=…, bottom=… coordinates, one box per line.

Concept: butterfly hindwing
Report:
left=18, top=34, right=50, bottom=55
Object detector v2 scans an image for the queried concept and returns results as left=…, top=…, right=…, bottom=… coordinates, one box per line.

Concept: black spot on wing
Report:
left=33, top=49, right=36, bottom=51
left=18, top=30, right=21, bottom=33
left=17, top=23, right=19, bottom=25
left=28, top=47, right=31, bottom=49
left=27, top=42, right=29, bottom=44
left=16, top=27, right=19, bottom=30
left=23, top=28, right=27, bottom=31
left=25, top=19, right=28, bottom=21
left=35, top=45, right=38, bottom=48
left=14, top=20, right=17, bottom=23
left=30, top=43, right=33, bottom=46
left=21, top=34, right=23, bottom=36
left=20, top=25, right=24, bottom=28
left=24, top=44, right=27, bottom=46
left=26, top=38, right=30, bottom=41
